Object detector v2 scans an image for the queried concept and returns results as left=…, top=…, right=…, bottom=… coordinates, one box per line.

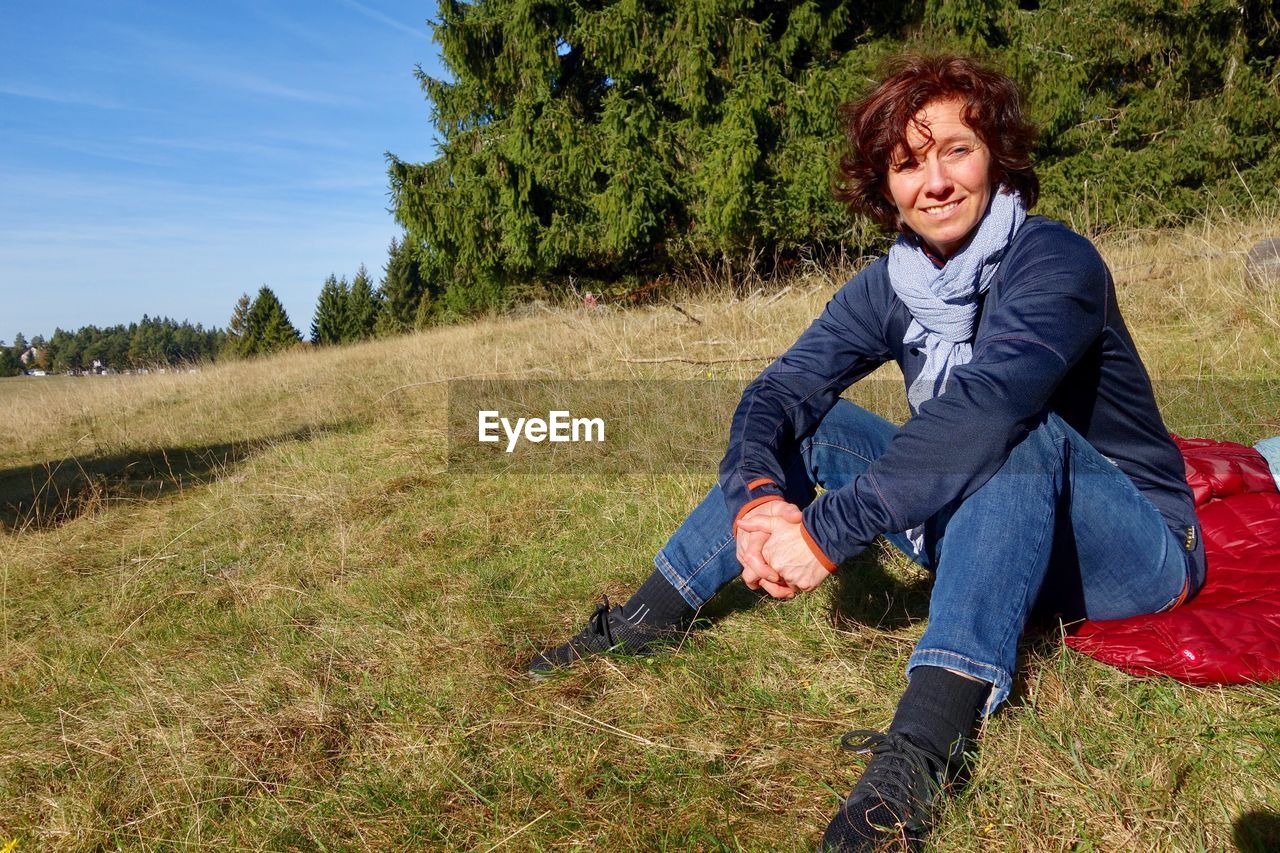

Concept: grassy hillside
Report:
left=1, top=214, right=1278, bottom=850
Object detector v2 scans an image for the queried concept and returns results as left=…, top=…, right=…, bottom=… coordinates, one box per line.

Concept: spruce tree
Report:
left=0, top=346, right=18, bottom=377
left=344, top=266, right=380, bottom=343
left=244, top=286, right=301, bottom=356
left=375, top=237, right=427, bottom=336
left=412, top=289, right=436, bottom=330
left=227, top=293, right=251, bottom=358
left=390, top=0, right=1279, bottom=312
left=311, top=274, right=349, bottom=345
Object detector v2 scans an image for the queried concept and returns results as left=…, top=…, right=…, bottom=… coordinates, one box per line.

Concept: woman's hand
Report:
left=736, top=503, right=829, bottom=598
left=736, top=500, right=803, bottom=599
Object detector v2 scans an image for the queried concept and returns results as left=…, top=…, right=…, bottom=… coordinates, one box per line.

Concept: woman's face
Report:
left=884, top=98, right=994, bottom=259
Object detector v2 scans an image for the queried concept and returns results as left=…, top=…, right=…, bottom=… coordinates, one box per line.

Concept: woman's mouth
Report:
left=921, top=199, right=962, bottom=218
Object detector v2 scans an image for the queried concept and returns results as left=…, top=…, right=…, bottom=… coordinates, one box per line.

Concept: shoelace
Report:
left=584, top=594, right=615, bottom=647
left=840, top=729, right=942, bottom=826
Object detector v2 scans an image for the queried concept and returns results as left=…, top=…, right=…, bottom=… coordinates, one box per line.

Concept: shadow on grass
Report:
left=1233, top=810, right=1280, bottom=853
left=0, top=423, right=349, bottom=532
left=826, top=549, right=934, bottom=630
left=692, top=544, right=934, bottom=631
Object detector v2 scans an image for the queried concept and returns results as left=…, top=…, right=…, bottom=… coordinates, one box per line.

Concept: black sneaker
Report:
left=820, top=729, right=958, bottom=852
left=525, top=595, right=684, bottom=677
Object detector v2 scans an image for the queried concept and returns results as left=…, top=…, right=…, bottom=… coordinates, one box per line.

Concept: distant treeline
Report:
left=2, top=235, right=444, bottom=374
left=388, top=0, right=1280, bottom=314
left=2, top=318, right=227, bottom=376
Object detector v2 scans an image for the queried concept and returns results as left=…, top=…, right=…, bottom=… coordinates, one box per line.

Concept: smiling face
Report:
left=884, top=98, right=994, bottom=259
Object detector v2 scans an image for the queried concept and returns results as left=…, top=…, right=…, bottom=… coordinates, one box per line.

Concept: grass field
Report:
left=2, top=214, right=1279, bottom=850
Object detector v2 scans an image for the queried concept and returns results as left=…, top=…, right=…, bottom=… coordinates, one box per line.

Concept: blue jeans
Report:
left=654, top=400, right=1194, bottom=712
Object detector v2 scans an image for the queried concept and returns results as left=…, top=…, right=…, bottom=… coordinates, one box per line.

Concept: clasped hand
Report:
left=735, top=500, right=829, bottom=600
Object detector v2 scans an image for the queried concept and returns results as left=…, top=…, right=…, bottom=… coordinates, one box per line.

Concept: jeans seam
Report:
left=907, top=649, right=1010, bottom=714
left=656, top=532, right=737, bottom=608
left=909, top=648, right=1007, bottom=679
left=1153, top=527, right=1190, bottom=613
left=654, top=551, right=700, bottom=608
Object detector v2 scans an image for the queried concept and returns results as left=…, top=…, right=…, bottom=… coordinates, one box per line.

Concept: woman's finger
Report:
left=758, top=577, right=795, bottom=599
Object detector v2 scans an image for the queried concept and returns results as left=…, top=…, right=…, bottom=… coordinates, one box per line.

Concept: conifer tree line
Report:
left=1, top=318, right=228, bottom=376
left=224, top=234, right=439, bottom=358
left=308, top=236, right=441, bottom=346
left=388, top=0, right=1280, bottom=314
left=4, top=234, right=440, bottom=374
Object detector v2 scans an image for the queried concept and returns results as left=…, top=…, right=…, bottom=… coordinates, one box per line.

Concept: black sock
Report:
left=621, top=570, right=695, bottom=627
left=888, top=665, right=987, bottom=765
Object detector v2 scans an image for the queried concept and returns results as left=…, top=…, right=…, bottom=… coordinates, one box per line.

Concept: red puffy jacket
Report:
left=1066, top=436, right=1280, bottom=684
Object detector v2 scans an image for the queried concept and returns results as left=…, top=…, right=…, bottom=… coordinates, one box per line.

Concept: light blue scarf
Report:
left=887, top=188, right=1027, bottom=414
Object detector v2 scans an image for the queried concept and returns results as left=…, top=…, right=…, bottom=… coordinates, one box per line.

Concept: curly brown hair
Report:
left=833, top=54, right=1039, bottom=234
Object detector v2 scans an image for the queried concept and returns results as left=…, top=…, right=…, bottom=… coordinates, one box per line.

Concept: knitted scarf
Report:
left=887, top=188, right=1027, bottom=414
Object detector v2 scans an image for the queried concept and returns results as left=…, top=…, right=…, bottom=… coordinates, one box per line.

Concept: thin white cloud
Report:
left=8, top=133, right=173, bottom=168
left=240, top=6, right=339, bottom=54
left=336, top=0, right=429, bottom=40
left=130, top=135, right=296, bottom=159
left=203, top=67, right=361, bottom=106
left=96, top=23, right=362, bottom=107
left=0, top=82, right=126, bottom=110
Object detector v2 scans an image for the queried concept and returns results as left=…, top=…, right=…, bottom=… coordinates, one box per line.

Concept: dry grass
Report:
left=1, top=211, right=1278, bottom=850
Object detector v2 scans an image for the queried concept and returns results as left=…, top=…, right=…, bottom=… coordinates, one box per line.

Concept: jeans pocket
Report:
left=1154, top=546, right=1192, bottom=614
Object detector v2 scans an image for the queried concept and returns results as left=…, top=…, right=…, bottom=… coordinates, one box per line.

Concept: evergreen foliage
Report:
left=389, top=0, right=1280, bottom=313
left=412, top=288, right=436, bottom=330
left=0, top=345, right=19, bottom=377
left=225, top=293, right=251, bottom=358
left=241, top=286, right=301, bottom=357
left=376, top=237, right=437, bottom=335
left=344, top=265, right=381, bottom=342
left=311, top=274, right=350, bottom=345
left=12, top=318, right=227, bottom=374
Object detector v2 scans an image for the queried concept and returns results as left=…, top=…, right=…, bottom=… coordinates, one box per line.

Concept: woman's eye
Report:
left=894, top=159, right=920, bottom=172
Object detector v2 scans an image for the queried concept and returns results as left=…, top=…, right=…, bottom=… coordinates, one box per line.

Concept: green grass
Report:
left=2, top=213, right=1279, bottom=850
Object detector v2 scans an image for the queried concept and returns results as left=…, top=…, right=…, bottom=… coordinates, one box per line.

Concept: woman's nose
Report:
left=923, top=156, right=952, bottom=196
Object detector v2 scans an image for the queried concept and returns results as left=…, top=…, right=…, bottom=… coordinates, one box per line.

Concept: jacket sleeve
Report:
left=801, top=226, right=1109, bottom=566
left=718, top=264, right=891, bottom=528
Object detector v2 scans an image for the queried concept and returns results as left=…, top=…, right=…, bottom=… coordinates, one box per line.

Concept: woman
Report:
left=526, top=54, right=1204, bottom=850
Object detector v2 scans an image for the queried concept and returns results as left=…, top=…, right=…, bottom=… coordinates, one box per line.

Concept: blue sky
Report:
left=1, top=0, right=447, bottom=342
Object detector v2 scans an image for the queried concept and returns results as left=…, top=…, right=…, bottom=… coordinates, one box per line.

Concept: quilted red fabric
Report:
left=1065, top=436, right=1280, bottom=684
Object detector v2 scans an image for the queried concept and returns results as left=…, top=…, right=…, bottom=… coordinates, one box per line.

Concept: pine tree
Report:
left=243, top=286, right=301, bottom=356
left=387, top=0, right=917, bottom=312
left=375, top=237, right=426, bottom=336
left=0, top=346, right=18, bottom=377
left=226, top=293, right=251, bottom=357
left=343, top=265, right=380, bottom=343
left=389, top=0, right=1280, bottom=311
left=311, top=274, right=349, bottom=345
left=413, top=289, right=437, bottom=330
left=128, top=317, right=165, bottom=367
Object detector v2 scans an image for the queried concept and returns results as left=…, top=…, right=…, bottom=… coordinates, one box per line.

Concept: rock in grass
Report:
left=1245, top=238, right=1280, bottom=289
